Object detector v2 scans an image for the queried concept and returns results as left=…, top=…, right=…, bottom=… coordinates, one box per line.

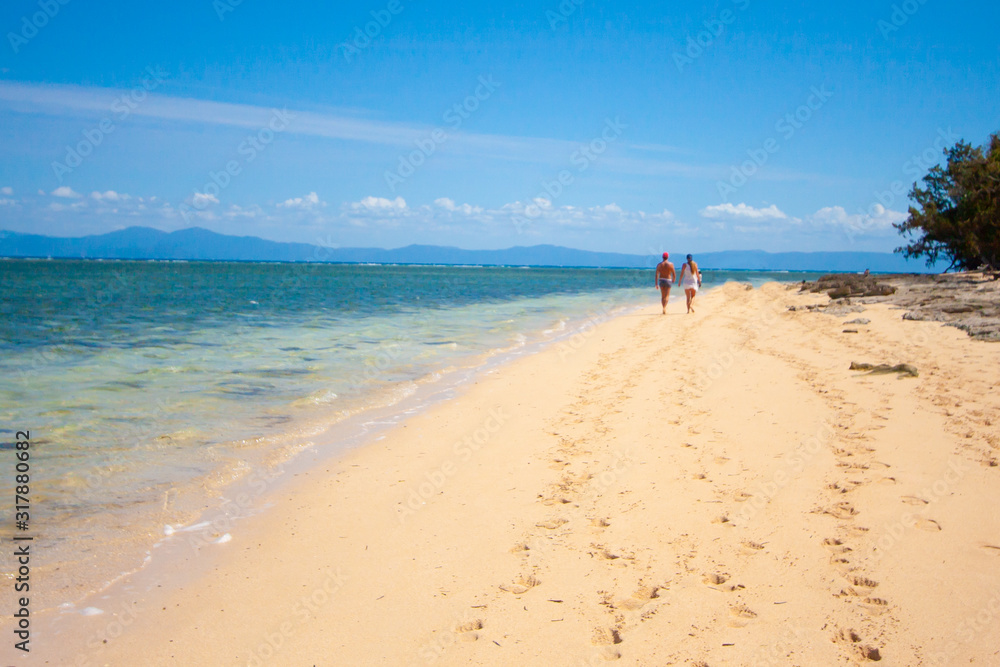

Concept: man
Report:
left=655, top=252, right=676, bottom=315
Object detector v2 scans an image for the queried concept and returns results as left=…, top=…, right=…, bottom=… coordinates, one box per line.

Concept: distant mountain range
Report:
left=0, top=226, right=935, bottom=273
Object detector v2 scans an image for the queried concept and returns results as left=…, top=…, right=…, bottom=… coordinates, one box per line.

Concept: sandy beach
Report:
left=37, top=281, right=1000, bottom=666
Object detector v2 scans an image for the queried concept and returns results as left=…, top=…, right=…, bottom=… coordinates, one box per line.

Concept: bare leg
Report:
left=660, top=286, right=671, bottom=314
left=685, top=288, right=695, bottom=313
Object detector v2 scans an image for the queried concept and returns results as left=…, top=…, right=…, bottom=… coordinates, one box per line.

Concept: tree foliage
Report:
left=894, top=132, right=1000, bottom=271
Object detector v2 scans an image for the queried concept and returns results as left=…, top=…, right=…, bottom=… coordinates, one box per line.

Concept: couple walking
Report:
left=655, top=252, right=701, bottom=315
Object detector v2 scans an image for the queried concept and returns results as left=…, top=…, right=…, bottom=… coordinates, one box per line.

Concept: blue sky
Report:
left=0, top=0, right=997, bottom=254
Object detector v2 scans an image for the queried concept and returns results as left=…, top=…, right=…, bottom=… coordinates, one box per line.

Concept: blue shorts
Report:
left=658, top=279, right=672, bottom=288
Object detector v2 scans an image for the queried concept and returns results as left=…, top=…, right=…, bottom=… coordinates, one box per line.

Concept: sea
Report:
left=0, top=259, right=813, bottom=612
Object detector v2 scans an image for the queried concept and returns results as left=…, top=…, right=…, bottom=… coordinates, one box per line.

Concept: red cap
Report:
left=662, top=252, right=669, bottom=259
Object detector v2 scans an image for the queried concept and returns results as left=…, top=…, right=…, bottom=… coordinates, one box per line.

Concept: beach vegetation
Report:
left=894, top=132, right=1000, bottom=271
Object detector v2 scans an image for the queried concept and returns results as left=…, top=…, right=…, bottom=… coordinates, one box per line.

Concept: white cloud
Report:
left=0, top=198, right=15, bottom=206
left=225, top=204, right=265, bottom=218
left=1, top=186, right=12, bottom=195
left=51, top=186, right=82, bottom=198
left=808, top=205, right=907, bottom=234
left=433, top=197, right=483, bottom=215
left=278, top=192, right=322, bottom=209
left=349, top=196, right=407, bottom=212
left=699, top=203, right=788, bottom=220
left=91, top=190, right=129, bottom=202
left=192, top=192, right=219, bottom=207
left=48, top=200, right=87, bottom=211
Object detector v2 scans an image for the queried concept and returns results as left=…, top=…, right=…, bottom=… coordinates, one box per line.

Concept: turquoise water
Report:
left=0, top=259, right=811, bottom=608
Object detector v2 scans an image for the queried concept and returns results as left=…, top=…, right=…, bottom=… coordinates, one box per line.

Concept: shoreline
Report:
left=13, top=292, right=649, bottom=632
left=13, top=280, right=1000, bottom=665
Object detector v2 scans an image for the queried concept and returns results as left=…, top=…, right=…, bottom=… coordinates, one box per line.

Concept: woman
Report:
left=678, top=254, right=701, bottom=314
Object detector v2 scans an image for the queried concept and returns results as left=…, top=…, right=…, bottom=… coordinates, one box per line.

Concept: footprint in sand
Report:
left=850, top=576, right=879, bottom=590
left=500, top=575, right=541, bottom=595
left=536, top=518, right=569, bottom=530
left=916, top=518, right=941, bottom=532
left=860, top=597, right=889, bottom=615
left=455, top=619, right=483, bottom=642
left=704, top=573, right=744, bottom=592
left=590, top=518, right=611, bottom=528
left=837, top=576, right=879, bottom=598
left=620, top=585, right=661, bottom=610
left=733, top=490, right=752, bottom=502
left=591, top=627, right=623, bottom=646
left=819, top=502, right=859, bottom=520
left=595, top=647, right=622, bottom=662
left=590, top=544, right=621, bottom=561
left=834, top=629, right=883, bottom=662
left=900, top=495, right=928, bottom=506
left=510, top=542, right=532, bottom=555
left=856, top=645, right=883, bottom=662
left=728, top=604, right=757, bottom=627
left=835, top=627, right=863, bottom=644
left=711, top=514, right=731, bottom=525
left=740, top=540, right=765, bottom=555
left=829, top=554, right=851, bottom=568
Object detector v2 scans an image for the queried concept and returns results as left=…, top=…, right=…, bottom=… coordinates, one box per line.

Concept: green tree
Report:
left=894, top=132, right=1000, bottom=271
